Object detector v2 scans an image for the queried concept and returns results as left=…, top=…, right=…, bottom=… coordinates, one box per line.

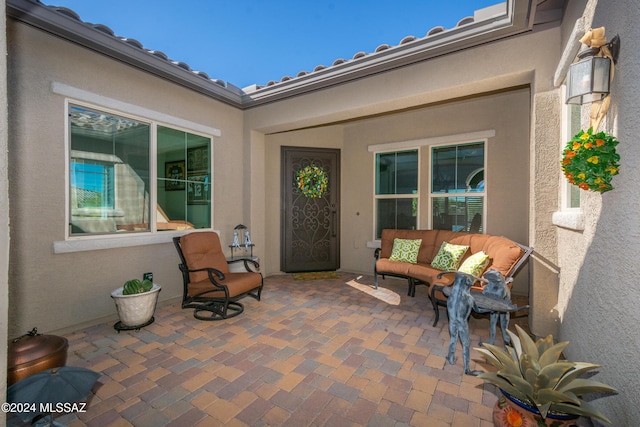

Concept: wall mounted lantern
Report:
left=566, top=34, right=620, bottom=105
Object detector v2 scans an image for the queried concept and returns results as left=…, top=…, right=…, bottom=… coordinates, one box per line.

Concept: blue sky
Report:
left=45, top=1, right=500, bottom=89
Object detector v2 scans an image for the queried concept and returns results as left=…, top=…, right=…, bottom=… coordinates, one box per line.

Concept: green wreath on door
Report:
left=295, top=165, right=328, bottom=198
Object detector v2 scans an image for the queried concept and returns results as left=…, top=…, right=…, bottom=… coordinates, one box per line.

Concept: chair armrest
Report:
left=179, top=264, right=226, bottom=281
left=374, top=248, right=381, bottom=260
left=227, top=258, right=260, bottom=272
left=431, top=283, right=447, bottom=300
left=504, top=242, right=534, bottom=281
left=436, top=270, right=486, bottom=288
left=436, top=270, right=456, bottom=280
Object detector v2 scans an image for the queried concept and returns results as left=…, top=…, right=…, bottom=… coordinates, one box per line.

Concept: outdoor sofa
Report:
left=374, top=228, right=533, bottom=326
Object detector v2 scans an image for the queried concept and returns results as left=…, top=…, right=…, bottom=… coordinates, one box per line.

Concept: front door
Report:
left=281, top=147, right=340, bottom=272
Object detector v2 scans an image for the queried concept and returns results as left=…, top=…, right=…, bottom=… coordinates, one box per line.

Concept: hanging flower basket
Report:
left=295, top=164, right=328, bottom=198
left=561, top=127, right=620, bottom=192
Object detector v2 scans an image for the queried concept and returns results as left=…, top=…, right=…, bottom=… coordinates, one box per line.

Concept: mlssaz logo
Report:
left=40, top=402, right=87, bottom=413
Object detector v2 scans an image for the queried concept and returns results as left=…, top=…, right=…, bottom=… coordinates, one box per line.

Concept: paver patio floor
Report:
left=8, top=272, right=539, bottom=427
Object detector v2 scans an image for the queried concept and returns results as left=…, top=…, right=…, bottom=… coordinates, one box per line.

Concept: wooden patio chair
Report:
left=173, top=232, right=263, bottom=320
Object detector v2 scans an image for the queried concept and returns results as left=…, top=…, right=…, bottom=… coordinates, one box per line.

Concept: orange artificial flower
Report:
left=579, top=182, right=590, bottom=190
left=596, top=139, right=605, bottom=146
left=572, top=141, right=582, bottom=150
left=505, top=409, right=523, bottom=427
left=565, top=150, right=576, bottom=158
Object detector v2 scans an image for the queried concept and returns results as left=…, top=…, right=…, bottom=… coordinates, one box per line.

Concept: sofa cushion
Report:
left=389, top=238, right=422, bottom=263
left=407, top=263, right=449, bottom=286
left=379, top=229, right=439, bottom=264
left=481, top=238, right=524, bottom=277
left=431, top=241, right=469, bottom=270
left=375, top=229, right=530, bottom=292
left=375, top=258, right=412, bottom=277
left=458, top=251, right=490, bottom=277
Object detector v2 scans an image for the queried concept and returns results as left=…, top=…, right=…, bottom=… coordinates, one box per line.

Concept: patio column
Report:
left=528, top=89, right=562, bottom=338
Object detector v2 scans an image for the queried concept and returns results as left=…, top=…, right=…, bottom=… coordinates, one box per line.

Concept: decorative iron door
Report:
left=281, top=147, right=340, bottom=272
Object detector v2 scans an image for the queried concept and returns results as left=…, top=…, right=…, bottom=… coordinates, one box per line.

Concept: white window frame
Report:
left=367, top=130, right=494, bottom=245
left=428, top=140, right=487, bottom=232
left=560, top=87, right=582, bottom=210
left=372, top=148, right=421, bottom=239
left=552, top=86, right=584, bottom=231
left=52, top=83, right=220, bottom=253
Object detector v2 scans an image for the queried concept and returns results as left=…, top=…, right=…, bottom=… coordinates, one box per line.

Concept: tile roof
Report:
left=10, top=0, right=566, bottom=107
left=39, top=1, right=496, bottom=92
left=253, top=13, right=480, bottom=91
left=42, top=3, right=231, bottom=90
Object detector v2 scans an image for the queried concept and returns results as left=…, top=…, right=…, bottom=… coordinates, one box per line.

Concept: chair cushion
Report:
left=189, top=272, right=262, bottom=298
left=458, top=251, right=490, bottom=277
left=180, top=232, right=230, bottom=283
left=431, top=241, right=469, bottom=270
left=389, top=238, right=422, bottom=264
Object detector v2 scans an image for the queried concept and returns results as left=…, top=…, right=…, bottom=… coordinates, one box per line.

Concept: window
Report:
left=374, top=150, right=418, bottom=238
left=551, top=89, right=584, bottom=230
left=431, top=142, right=485, bottom=232
left=69, top=104, right=211, bottom=236
left=563, top=101, right=582, bottom=209
left=157, top=126, right=211, bottom=230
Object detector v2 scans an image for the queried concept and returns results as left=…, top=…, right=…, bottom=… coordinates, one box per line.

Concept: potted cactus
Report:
left=475, top=325, right=616, bottom=426
left=111, top=278, right=161, bottom=331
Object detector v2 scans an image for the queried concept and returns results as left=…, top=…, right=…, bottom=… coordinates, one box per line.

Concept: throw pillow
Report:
left=458, top=251, right=490, bottom=277
left=389, top=238, right=422, bottom=264
left=431, top=241, right=469, bottom=270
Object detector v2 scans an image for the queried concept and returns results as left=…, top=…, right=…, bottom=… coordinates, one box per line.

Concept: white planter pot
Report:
left=111, top=284, right=161, bottom=328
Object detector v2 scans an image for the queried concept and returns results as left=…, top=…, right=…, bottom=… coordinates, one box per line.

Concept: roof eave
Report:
left=241, top=0, right=535, bottom=108
left=7, top=0, right=538, bottom=110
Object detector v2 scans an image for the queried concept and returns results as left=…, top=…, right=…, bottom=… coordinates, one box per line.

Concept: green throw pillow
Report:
left=458, top=251, right=490, bottom=277
left=431, top=241, right=469, bottom=270
left=389, top=238, right=422, bottom=264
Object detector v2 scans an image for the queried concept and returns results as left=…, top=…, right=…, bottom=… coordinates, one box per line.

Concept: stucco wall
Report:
left=555, top=0, right=640, bottom=423
left=528, top=89, right=562, bottom=338
left=1, top=0, right=10, bottom=418
left=339, top=90, right=531, bottom=283
left=6, top=21, right=244, bottom=335
left=244, top=27, right=559, bottom=136
left=255, top=88, right=531, bottom=295
left=247, top=28, right=561, bottom=289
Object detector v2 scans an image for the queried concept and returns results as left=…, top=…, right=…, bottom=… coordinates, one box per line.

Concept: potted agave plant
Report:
left=475, top=325, right=616, bottom=426
left=111, top=278, right=161, bottom=331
